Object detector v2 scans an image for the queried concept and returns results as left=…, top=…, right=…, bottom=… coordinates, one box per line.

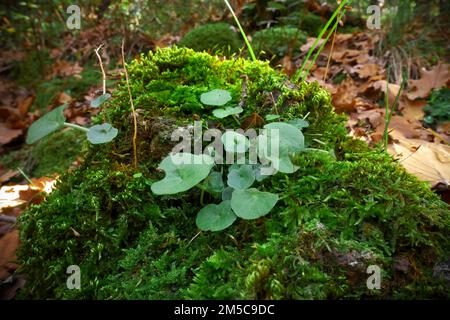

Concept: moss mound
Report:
left=17, top=47, right=449, bottom=299
left=178, top=23, right=242, bottom=55
left=252, top=27, right=307, bottom=60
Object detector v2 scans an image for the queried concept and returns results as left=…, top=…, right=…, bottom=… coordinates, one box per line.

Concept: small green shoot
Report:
left=223, top=0, right=256, bottom=61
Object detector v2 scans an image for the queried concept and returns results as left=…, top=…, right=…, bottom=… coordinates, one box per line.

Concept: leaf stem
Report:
left=64, top=122, right=89, bottom=133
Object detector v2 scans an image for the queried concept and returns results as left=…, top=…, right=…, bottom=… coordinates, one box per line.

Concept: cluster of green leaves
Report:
left=423, top=87, right=450, bottom=127
left=150, top=89, right=311, bottom=232
left=26, top=95, right=118, bottom=146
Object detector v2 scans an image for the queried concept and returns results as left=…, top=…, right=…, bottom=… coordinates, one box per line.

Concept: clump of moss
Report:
left=178, top=23, right=242, bottom=55
left=252, top=27, right=307, bottom=60
left=17, top=47, right=449, bottom=300
left=300, top=13, right=323, bottom=36
left=0, top=129, right=85, bottom=178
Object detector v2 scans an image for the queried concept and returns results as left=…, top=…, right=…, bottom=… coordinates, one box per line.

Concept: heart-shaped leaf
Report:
left=91, top=93, right=111, bottom=108
left=212, top=106, right=243, bottom=118
left=231, top=188, right=278, bottom=220
left=227, top=165, right=255, bottom=190
left=196, top=200, right=236, bottom=231
left=264, top=122, right=304, bottom=152
left=200, top=89, right=232, bottom=106
left=204, top=171, right=225, bottom=193
left=87, top=123, right=118, bottom=144
left=151, top=153, right=214, bottom=195
left=221, top=131, right=249, bottom=153
left=26, top=104, right=67, bottom=144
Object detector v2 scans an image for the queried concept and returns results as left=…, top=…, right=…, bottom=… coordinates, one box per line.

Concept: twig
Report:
left=323, top=24, right=338, bottom=81
left=121, top=39, right=138, bottom=169
left=94, top=44, right=107, bottom=95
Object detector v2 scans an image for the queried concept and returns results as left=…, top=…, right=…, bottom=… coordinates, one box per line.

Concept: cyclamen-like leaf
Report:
left=26, top=104, right=67, bottom=144
left=196, top=200, right=236, bottom=231
left=231, top=188, right=278, bottom=219
left=222, top=131, right=249, bottom=153
left=204, top=171, right=225, bottom=193
left=87, top=123, right=118, bottom=144
left=200, top=89, right=232, bottom=106
left=90, top=93, right=111, bottom=108
left=151, top=153, right=214, bottom=195
left=227, top=165, right=255, bottom=190
left=212, top=106, right=243, bottom=118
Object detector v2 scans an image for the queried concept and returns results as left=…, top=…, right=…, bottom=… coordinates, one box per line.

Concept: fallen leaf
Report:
left=241, top=112, right=265, bottom=130
left=389, top=130, right=450, bottom=184
left=407, top=64, right=450, bottom=100
left=16, top=96, right=34, bottom=116
left=0, top=230, right=19, bottom=280
left=0, top=124, right=22, bottom=145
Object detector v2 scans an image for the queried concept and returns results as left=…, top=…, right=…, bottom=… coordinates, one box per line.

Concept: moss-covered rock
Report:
left=178, top=23, right=242, bottom=55
left=252, top=27, right=307, bottom=60
left=17, top=47, right=449, bottom=299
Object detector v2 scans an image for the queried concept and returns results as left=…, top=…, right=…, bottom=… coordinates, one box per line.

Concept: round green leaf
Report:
left=231, top=188, right=278, bottom=220
left=200, top=89, right=232, bottom=106
left=196, top=200, right=236, bottom=231
left=204, top=171, right=225, bottom=193
left=227, top=165, right=255, bottom=190
left=151, top=153, right=214, bottom=195
left=87, top=123, right=118, bottom=144
left=221, top=131, right=249, bottom=153
left=26, top=104, right=67, bottom=144
left=212, top=106, right=243, bottom=118
left=264, top=122, right=304, bottom=152
left=91, top=93, right=111, bottom=108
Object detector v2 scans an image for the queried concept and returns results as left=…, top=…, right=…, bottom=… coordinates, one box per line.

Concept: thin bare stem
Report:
left=121, top=39, right=138, bottom=169
left=323, top=25, right=338, bottom=81
left=94, top=44, right=106, bottom=95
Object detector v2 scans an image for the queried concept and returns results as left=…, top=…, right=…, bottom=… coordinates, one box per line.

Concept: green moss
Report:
left=178, top=23, right=243, bottom=55
left=17, top=47, right=449, bottom=300
left=252, top=27, right=307, bottom=60
left=300, top=13, right=323, bottom=36
left=0, top=129, right=85, bottom=178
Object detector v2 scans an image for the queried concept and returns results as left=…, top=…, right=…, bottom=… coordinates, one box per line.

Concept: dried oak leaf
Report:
left=407, top=64, right=450, bottom=100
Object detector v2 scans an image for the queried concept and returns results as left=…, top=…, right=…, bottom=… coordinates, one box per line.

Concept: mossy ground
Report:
left=1, top=129, right=85, bottom=178
left=17, top=47, right=449, bottom=299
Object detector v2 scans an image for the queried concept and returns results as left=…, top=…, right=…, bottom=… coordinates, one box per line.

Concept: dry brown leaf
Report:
left=57, top=92, right=72, bottom=104
left=406, top=64, right=450, bottom=100
left=241, top=112, right=265, bottom=130
left=332, top=78, right=359, bottom=112
left=16, top=96, right=33, bottom=116
left=0, top=230, right=19, bottom=281
left=389, top=130, right=450, bottom=184
left=0, top=170, right=18, bottom=186
left=0, top=124, right=22, bottom=145
left=399, top=98, right=427, bottom=121
left=352, top=63, right=381, bottom=79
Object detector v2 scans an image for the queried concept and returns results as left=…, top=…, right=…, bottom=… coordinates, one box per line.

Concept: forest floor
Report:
left=0, top=9, right=449, bottom=299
